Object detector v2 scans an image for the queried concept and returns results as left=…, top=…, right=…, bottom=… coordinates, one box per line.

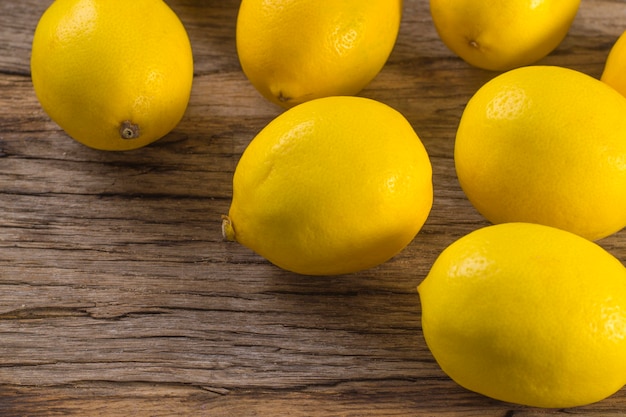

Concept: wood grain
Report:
left=1, top=0, right=626, bottom=415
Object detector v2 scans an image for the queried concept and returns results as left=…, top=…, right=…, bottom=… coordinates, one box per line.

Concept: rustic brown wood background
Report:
left=1, top=0, right=626, bottom=415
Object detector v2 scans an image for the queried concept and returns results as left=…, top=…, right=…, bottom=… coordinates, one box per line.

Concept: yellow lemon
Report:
left=236, top=0, right=402, bottom=108
left=31, top=0, right=194, bottom=151
left=455, top=66, right=626, bottom=241
left=602, top=30, right=626, bottom=97
left=222, top=96, right=433, bottom=276
left=418, top=222, right=626, bottom=408
left=430, top=0, right=581, bottom=71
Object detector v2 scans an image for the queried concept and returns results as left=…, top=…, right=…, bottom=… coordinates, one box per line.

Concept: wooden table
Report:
left=2, top=0, right=626, bottom=415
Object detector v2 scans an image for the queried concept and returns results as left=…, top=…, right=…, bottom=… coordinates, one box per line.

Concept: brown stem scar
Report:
left=277, top=91, right=291, bottom=102
left=120, top=120, right=140, bottom=139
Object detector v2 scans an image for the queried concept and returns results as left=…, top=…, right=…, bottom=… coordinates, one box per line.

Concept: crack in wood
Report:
left=0, top=306, right=91, bottom=320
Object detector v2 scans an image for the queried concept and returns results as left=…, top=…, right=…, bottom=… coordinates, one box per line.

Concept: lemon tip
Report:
left=221, top=215, right=236, bottom=241
left=119, top=120, right=140, bottom=139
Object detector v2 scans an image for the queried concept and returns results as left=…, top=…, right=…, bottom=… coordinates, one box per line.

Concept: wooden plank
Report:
left=1, top=0, right=626, bottom=415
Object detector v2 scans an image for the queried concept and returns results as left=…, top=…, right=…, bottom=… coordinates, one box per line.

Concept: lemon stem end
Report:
left=221, top=215, right=236, bottom=241
left=120, top=120, right=140, bottom=139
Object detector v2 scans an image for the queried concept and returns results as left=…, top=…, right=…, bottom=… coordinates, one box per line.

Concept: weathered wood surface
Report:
left=1, top=0, right=626, bottom=415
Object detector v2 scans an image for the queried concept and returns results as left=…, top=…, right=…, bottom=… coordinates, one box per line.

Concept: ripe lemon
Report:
left=455, top=66, right=626, bottom=241
left=31, top=0, right=194, bottom=151
left=222, top=96, right=433, bottom=276
left=236, top=0, right=402, bottom=108
left=418, top=222, right=626, bottom=408
left=602, top=31, right=626, bottom=97
left=430, top=0, right=581, bottom=71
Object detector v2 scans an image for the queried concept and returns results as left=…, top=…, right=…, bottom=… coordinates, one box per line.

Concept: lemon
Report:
left=602, top=31, right=626, bottom=97
left=236, top=0, right=402, bottom=108
left=418, top=222, right=626, bottom=408
left=222, top=96, right=432, bottom=276
left=31, top=0, right=194, bottom=151
left=455, top=66, right=626, bottom=241
left=429, top=0, right=581, bottom=71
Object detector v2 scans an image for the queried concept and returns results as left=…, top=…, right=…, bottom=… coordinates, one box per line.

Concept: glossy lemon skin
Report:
left=224, top=96, right=433, bottom=276
left=236, top=0, right=402, bottom=108
left=455, top=66, right=626, bottom=241
left=602, top=30, right=626, bottom=97
left=419, top=222, right=626, bottom=408
left=31, top=0, right=194, bottom=151
left=430, top=0, right=581, bottom=71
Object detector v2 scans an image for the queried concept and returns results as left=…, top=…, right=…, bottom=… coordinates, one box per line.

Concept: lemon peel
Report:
left=455, top=66, right=626, bottom=240
left=31, top=0, right=193, bottom=151
left=236, top=0, right=401, bottom=108
left=430, top=0, right=581, bottom=71
left=224, top=96, right=433, bottom=275
left=419, top=222, right=626, bottom=408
